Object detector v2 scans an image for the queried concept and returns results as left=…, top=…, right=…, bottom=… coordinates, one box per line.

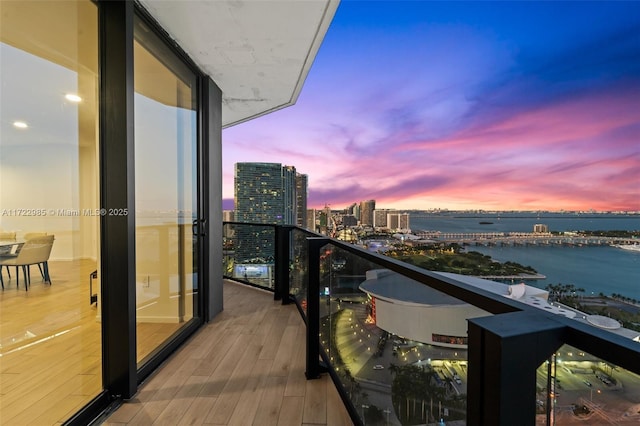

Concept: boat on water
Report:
left=479, top=221, right=494, bottom=225
left=613, top=244, right=640, bottom=252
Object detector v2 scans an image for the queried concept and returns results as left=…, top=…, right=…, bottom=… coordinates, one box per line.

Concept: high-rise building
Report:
left=234, top=162, right=307, bottom=261
left=283, top=165, right=297, bottom=225
left=306, top=208, right=316, bottom=231
left=387, top=213, right=399, bottom=230
left=399, top=213, right=410, bottom=231
left=222, top=210, right=235, bottom=222
left=235, top=163, right=284, bottom=263
left=235, top=162, right=288, bottom=225
left=360, top=200, right=375, bottom=226
left=322, top=204, right=333, bottom=235
left=223, top=210, right=236, bottom=239
left=295, top=173, right=308, bottom=227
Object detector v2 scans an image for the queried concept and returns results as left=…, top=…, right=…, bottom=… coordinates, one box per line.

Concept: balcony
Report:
left=103, top=279, right=350, bottom=425
left=105, top=222, right=640, bottom=425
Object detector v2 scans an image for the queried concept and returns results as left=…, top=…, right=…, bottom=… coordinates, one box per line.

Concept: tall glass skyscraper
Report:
left=235, top=162, right=287, bottom=225
left=283, top=165, right=297, bottom=225
left=295, top=173, right=308, bottom=227
left=234, top=162, right=306, bottom=263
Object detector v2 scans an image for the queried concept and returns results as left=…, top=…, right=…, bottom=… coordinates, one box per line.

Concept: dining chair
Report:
left=24, top=232, right=47, bottom=240
left=0, top=231, right=18, bottom=280
left=0, top=231, right=17, bottom=240
left=0, top=235, right=54, bottom=290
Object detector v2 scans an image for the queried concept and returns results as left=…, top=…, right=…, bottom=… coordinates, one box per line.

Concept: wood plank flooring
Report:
left=0, top=259, right=193, bottom=425
left=102, top=280, right=354, bottom=426
left=0, top=259, right=103, bottom=425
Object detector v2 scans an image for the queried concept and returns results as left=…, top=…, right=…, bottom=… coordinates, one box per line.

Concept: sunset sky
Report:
left=222, top=1, right=640, bottom=212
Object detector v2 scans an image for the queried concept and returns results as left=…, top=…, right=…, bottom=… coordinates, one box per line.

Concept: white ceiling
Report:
left=138, top=0, right=340, bottom=128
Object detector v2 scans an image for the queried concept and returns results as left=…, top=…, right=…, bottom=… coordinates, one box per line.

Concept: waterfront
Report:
left=410, top=214, right=640, bottom=300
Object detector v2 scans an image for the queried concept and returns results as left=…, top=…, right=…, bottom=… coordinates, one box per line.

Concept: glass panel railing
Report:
left=317, top=243, right=475, bottom=425
left=222, top=222, right=276, bottom=290
left=290, top=227, right=314, bottom=314
left=222, top=222, right=236, bottom=279
left=537, top=344, right=640, bottom=425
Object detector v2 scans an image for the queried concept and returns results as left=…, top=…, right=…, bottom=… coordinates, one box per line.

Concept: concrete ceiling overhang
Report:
left=138, top=0, right=340, bottom=128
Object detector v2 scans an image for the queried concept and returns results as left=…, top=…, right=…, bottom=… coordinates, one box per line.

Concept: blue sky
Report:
left=223, top=1, right=640, bottom=211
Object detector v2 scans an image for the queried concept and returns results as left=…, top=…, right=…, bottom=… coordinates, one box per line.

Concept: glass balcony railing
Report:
left=536, top=345, right=640, bottom=425
left=223, top=222, right=277, bottom=290
left=223, top=222, right=640, bottom=426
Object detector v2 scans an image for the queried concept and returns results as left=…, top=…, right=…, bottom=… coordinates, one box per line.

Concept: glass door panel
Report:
left=0, top=1, right=101, bottom=424
left=133, top=16, right=199, bottom=364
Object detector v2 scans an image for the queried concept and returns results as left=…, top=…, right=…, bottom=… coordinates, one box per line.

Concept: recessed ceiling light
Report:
left=65, top=93, right=82, bottom=102
left=13, top=121, right=28, bottom=129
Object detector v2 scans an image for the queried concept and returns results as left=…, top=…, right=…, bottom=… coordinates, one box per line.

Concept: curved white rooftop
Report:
left=359, top=269, right=467, bottom=306
left=359, top=269, right=579, bottom=319
left=360, top=269, right=639, bottom=341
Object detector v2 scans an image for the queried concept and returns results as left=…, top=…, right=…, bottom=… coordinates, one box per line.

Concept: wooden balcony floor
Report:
left=103, top=280, right=353, bottom=426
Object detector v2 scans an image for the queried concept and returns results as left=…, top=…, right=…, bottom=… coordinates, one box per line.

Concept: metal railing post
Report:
left=306, top=237, right=330, bottom=379
left=274, top=225, right=294, bottom=303
left=467, top=311, right=564, bottom=425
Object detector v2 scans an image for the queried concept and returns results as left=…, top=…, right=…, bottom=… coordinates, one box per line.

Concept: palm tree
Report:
left=390, top=364, right=447, bottom=424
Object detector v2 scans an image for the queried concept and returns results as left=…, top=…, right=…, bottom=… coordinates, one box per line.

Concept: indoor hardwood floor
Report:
left=0, top=259, right=102, bottom=425
left=0, top=259, right=192, bottom=425
left=102, top=280, right=354, bottom=426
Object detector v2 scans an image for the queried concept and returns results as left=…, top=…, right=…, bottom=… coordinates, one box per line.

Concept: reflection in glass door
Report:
left=133, top=16, right=199, bottom=364
left=0, top=1, right=101, bottom=423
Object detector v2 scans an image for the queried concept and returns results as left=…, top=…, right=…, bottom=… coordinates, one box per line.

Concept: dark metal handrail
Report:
left=293, top=229, right=638, bottom=372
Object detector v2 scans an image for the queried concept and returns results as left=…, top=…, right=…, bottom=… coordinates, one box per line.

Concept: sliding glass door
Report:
left=133, top=15, right=200, bottom=364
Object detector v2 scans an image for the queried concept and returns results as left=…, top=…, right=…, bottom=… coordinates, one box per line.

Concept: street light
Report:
left=361, top=404, right=369, bottom=425
left=383, top=408, right=391, bottom=425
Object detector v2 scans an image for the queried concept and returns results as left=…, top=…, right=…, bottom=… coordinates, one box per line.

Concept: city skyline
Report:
left=222, top=1, right=640, bottom=212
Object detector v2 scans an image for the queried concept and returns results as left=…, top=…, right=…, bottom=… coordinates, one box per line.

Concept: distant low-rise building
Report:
left=387, top=212, right=410, bottom=232
left=374, top=209, right=394, bottom=229
left=342, top=214, right=358, bottom=227
left=534, top=223, right=549, bottom=233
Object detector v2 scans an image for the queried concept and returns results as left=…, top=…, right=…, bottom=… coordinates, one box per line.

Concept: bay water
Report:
left=409, top=213, right=640, bottom=300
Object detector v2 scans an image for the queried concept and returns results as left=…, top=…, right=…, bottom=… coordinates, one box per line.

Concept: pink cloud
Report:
left=224, top=81, right=639, bottom=212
